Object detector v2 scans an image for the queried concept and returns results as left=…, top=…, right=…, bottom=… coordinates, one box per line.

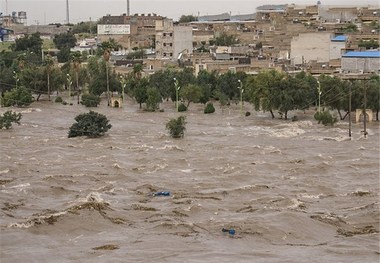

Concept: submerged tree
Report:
left=2, top=86, right=34, bottom=107
left=166, top=116, right=186, bottom=138
left=68, top=111, right=112, bottom=138
left=0, top=110, right=22, bottom=129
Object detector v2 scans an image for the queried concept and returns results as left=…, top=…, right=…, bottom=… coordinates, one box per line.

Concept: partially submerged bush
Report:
left=55, top=96, right=63, bottom=103
left=204, top=102, right=215, bottom=114
left=68, top=111, right=112, bottom=138
left=178, top=103, right=187, bottom=112
left=1, top=87, right=33, bottom=107
left=314, top=111, right=337, bottom=126
left=0, top=110, right=22, bottom=129
left=80, top=94, right=100, bottom=107
left=166, top=115, right=186, bottom=138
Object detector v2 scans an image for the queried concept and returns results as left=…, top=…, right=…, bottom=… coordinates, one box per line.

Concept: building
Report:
left=341, top=50, right=380, bottom=74
left=97, top=13, right=164, bottom=50
left=155, top=19, right=193, bottom=60
left=291, top=32, right=332, bottom=65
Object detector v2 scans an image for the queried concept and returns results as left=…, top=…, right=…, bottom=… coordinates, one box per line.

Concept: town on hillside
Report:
left=1, top=3, right=379, bottom=78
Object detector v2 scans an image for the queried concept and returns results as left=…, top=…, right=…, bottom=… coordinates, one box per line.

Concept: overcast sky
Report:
left=1, top=0, right=379, bottom=25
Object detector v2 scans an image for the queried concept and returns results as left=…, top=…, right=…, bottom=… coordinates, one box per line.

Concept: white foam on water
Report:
left=147, top=163, right=168, bottom=173
left=7, top=211, right=67, bottom=229
left=20, top=108, right=42, bottom=114
left=0, top=168, right=10, bottom=174
left=84, top=192, right=104, bottom=203
left=9, top=183, right=30, bottom=189
left=298, top=193, right=324, bottom=199
left=70, top=192, right=105, bottom=205
left=113, top=163, right=122, bottom=169
left=156, top=144, right=184, bottom=151
left=322, top=136, right=351, bottom=141
left=288, top=198, right=305, bottom=209
left=180, top=169, right=193, bottom=173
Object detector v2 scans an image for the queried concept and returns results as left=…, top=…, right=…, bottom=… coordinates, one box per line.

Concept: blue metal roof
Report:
left=342, top=51, right=380, bottom=58
left=332, top=35, right=347, bottom=42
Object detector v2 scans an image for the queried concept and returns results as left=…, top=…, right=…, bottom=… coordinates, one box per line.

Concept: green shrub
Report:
left=0, top=110, right=22, bottom=129
left=166, top=116, right=186, bottom=138
left=178, top=103, right=187, bottom=112
left=314, top=111, right=337, bottom=126
left=204, top=102, right=215, bottom=114
left=80, top=93, right=100, bottom=107
left=1, top=87, right=33, bottom=107
left=55, top=96, right=63, bottom=103
left=68, top=111, right=112, bottom=138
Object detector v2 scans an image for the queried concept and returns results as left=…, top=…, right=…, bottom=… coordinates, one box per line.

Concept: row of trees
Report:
left=1, top=33, right=379, bottom=121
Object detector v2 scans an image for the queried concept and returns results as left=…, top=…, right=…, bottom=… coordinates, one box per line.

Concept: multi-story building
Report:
left=154, top=19, right=193, bottom=60
left=98, top=13, right=164, bottom=50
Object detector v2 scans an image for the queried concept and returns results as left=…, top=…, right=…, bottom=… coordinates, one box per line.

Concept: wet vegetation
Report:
left=0, top=32, right=379, bottom=129
left=68, top=111, right=112, bottom=138
left=166, top=116, right=187, bottom=138
left=0, top=110, right=22, bottom=129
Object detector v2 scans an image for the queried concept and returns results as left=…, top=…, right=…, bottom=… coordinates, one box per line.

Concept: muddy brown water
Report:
left=1, top=97, right=379, bottom=263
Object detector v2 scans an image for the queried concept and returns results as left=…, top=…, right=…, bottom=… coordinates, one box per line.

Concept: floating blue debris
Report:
left=153, top=191, right=170, bottom=197
left=222, top=228, right=235, bottom=235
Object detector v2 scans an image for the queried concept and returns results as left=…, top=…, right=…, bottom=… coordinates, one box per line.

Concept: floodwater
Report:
left=1, top=97, right=379, bottom=263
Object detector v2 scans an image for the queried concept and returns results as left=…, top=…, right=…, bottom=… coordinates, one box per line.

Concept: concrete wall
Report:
left=341, top=57, right=380, bottom=73
left=330, top=41, right=346, bottom=60
left=173, top=26, right=193, bottom=60
left=319, top=6, right=358, bottom=22
left=291, top=32, right=332, bottom=64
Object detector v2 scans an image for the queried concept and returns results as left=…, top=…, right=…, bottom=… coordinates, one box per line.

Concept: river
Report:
left=1, top=97, right=379, bottom=262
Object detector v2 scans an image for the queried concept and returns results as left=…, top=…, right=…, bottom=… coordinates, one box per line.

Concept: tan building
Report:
left=97, top=13, right=164, bottom=50
left=155, top=19, right=193, bottom=60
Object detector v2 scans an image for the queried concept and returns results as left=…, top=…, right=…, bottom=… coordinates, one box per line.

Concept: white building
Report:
left=290, top=32, right=347, bottom=65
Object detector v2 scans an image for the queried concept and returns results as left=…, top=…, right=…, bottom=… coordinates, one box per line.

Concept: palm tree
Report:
left=71, top=52, right=82, bottom=104
left=45, top=55, right=54, bottom=101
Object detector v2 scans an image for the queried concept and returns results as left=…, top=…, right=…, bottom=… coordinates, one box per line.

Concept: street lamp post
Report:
left=173, top=77, right=180, bottom=112
left=67, top=74, right=72, bottom=105
left=238, top=79, right=244, bottom=116
left=120, top=75, right=127, bottom=112
left=317, top=80, right=322, bottom=113
left=103, top=49, right=111, bottom=106
left=13, top=71, right=19, bottom=89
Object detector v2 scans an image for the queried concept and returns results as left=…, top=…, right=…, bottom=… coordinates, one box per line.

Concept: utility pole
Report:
left=238, top=79, right=244, bottom=116
left=363, top=84, right=367, bottom=138
left=66, top=0, right=70, bottom=24
left=317, top=80, right=321, bottom=113
left=174, top=78, right=180, bottom=112
left=348, top=82, right=352, bottom=138
left=127, top=0, right=130, bottom=16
